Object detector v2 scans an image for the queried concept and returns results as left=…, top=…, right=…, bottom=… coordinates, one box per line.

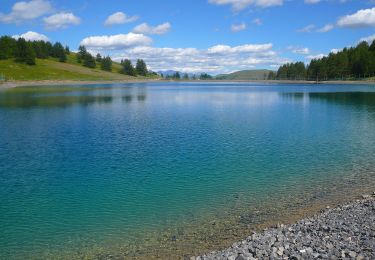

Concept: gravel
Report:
left=195, top=194, right=375, bottom=260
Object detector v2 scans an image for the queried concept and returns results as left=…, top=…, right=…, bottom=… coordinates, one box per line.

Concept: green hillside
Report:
left=215, top=69, right=274, bottom=80
left=0, top=54, right=156, bottom=81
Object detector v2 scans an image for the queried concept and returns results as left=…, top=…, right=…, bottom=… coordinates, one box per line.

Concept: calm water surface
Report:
left=1, top=82, right=375, bottom=259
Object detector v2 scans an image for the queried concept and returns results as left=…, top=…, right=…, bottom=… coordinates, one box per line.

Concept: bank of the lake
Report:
left=1, top=78, right=375, bottom=90
left=197, top=195, right=375, bottom=260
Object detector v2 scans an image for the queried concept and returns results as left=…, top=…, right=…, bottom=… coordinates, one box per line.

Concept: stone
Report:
left=235, top=255, right=245, bottom=260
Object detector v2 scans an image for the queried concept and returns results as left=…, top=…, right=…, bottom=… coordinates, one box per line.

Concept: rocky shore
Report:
left=195, top=194, right=375, bottom=260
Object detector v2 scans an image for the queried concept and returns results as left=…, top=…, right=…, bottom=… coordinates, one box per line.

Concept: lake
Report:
left=1, top=82, right=375, bottom=259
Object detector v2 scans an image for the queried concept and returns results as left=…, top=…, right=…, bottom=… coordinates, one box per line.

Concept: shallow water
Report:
left=0, top=82, right=375, bottom=259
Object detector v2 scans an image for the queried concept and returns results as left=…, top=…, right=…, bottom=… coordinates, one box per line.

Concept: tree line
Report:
left=271, top=40, right=375, bottom=81
left=0, top=35, right=68, bottom=65
left=161, top=72, right=213, bottom=80
left=0, top=35, right=153, bottom=76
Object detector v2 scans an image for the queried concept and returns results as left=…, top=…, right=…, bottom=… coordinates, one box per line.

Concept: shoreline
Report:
left=0, top=79, right=162, bottom=89
left=1, top=79, right=375, bottom=89
left=196, top=194, right=375, bottom=260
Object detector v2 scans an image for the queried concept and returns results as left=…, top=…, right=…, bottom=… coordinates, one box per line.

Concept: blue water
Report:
left=1, top=82, right=375, bottom=259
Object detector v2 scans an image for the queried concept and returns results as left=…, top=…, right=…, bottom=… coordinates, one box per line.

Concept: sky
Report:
left=1, top=0, right=375, bottom=74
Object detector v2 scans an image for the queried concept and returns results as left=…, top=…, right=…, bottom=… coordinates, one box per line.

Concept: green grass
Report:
left=215, top=69, right=274, bottom=80
left=0, top=54, right=158, bottom=81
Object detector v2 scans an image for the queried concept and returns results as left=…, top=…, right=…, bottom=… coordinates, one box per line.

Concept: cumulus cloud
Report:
left=0, top=0, right=52, bottom=24
left=80, top=33, right=152, bottom=49
left=304, top=0, right=320, bottom=4
left=316, top=24, right=334, bottom=32
left=231, top=23, right=247, bottom=32
left=43, top=12, right=80, bottom=30
left=208, top=0, right=283, bottom=11
left=105, top=43, right=288, bottom=74
left=104, top=12, right=138, bottom=26
left=288, top=46, right=310, bottom=55
left=337, top=7, right=375, bottom=28
left=132, top=22, right=171, bottom=35
left=12, top=31, right=49, bottom=41
left=207, top=43, right=273, bottom=54
left=359, top=34, right=375, bottom=44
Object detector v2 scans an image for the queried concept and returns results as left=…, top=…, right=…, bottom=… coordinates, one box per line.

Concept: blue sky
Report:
left=1, top=0, right=375, bottom=74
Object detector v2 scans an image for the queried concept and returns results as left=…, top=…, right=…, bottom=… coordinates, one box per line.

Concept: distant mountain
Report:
left=215, top=69, right=275, bottom=80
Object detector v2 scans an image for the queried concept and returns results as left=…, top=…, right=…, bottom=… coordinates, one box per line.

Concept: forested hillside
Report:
left=272, top=40, right=375, bottom=81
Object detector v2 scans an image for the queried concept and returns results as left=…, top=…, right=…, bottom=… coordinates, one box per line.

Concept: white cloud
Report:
left=208, top=0, right=283, bottom=11
left=306, top=54, right=326, bottom=60
left=104, top=12, right=138, bottom=26
left=316, top=23, right=334, bottom=32
left=0, top=0, right=52, bottom=24
left=132, top=22, right=171, bottom=35
left=288, top=46, right=310, bottom=55
left=80, top=33, right=152, bottom=49
left=337, top=7, right=375, bottom=28
left=231, top=23, right=247, bottom=32
left=43, top=12, right=80, bottom=30
left=304, top=0, right=320, bottom=4
left=12, top=31, right=49, bottom=41
left=297, top=24, right=315, bottom=32
left=359, top=34, right=375, bottom=44
left=207, top=43, right=273, bottom=54
left=103, top=43, right=288, bottom=74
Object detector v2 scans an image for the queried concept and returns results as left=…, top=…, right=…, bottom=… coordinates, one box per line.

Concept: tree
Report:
left=101, top=56, right=112, bottom=71
left=173, top=72, right=181, bottom=79
left=83, top=53, right=96, bottom=68
left=135, top=59, right=147, bottom=76
left=268, top=71, right=276, bottom=80
left=52, top=42, right=66, bottom=62
left=0, top=36, right=17, bottom=60
left=369, top=40, right=375, bottom=52
left=200, top=73, right=212, bottom=80
left=120, top=59, right=135, bottom=76
left=65, top=46, right=70, bottom=54
left=14, top=38, right=36, bottom=65
left=96, top=53, right=102, bottom=63
left=183, top=73, right=189, bottom=80
left=77, top=45, right=87, bottom=63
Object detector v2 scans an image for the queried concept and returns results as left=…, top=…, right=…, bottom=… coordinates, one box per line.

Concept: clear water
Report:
left=1, top=82, right=375, bottom=259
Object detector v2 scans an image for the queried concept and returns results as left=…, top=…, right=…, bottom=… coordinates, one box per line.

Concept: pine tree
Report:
left=101, top=56, right=112, bottom=71
left=0, top=36, right=17, bottom=60
left=77, top=45, right=87, bottom=63
left=135, top=59, right=148, bottom=76
left=120, top=59, right=135, bottom=76
left=15, top=38, right=36, bottom=65
left=96, top=53, right=102, bottom=63
left=83, top=53, right=96, bottom=68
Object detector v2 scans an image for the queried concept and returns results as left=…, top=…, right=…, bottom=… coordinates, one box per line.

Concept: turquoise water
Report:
left=1, top=82, right=375, bottom=259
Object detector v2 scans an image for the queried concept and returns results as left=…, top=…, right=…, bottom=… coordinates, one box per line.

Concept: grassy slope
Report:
left=216, top=69, right=273, bottom=80
left=0, top=54, right=156, bottom=81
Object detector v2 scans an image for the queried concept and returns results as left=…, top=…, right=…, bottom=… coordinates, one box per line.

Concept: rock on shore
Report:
left=195, top=195, right=375, bottom=260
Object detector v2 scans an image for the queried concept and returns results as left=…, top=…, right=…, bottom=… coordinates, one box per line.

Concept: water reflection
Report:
left=0, top=86, right=147, bottom=108
left=280, top=92, right=375, bottom=110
